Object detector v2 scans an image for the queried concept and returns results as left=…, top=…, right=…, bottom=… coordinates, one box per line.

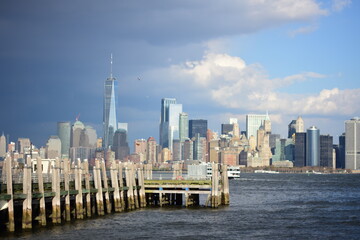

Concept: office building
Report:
left=112, top=129, right=130, bottom=160
left=159, top=98, right=177, bottom=148
left=179, top=112, right=189, bottom=142
left=189, top=119, right=207, bottom=139
left=168, top=103, right=183, bottom=151
left=0, top=133, right=6, bottom=158
left=71, top=120, right=85, bottom=148
left=337, top=133, right=346, bottom=168
left=221, top=124, right=233, bottom=135
left=246, top=113, right=269, bottom=143
left=57, top=121, right=71, bottom=158
left=306, top=126, right=320, bottom=166
left=146, top=137, right=157, bottom=164
left=345, top=118, right=360, bottom=170
left=320, top=135, right=333, bottom=167
left=296, top=116, right=305, bottom=133
left=103, top=55, right=119, bottom=148
left=272, top=138, right=294, bottom=163
left=45, top=136, right=62, bottom=159
left=288, top=120, right=297, bottom=138
left=294, top=132, right=306, bottom=167
left=17, top=138, right=31, bottom=154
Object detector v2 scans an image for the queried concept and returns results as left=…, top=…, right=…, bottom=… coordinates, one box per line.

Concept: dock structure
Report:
left=0, top=155, right=229, bottom=232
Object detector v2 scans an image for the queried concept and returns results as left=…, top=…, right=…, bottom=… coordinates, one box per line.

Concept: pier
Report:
left=0, top=155, right=229, bottom=232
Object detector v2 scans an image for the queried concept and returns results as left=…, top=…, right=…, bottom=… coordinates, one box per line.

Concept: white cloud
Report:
left=160, top=52, right=360, bottom=118
left=289, top=24, right=319, bottom=37
left=331, top=0, right=352, bottom=12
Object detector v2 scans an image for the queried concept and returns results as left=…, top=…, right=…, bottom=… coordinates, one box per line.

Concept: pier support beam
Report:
left=101, top=160, right=112, bottom=214
left=63, top=158, right=71, bottom=221
left=110, top=161, right=121, bottom=212
left=83, top=160, right=91, bottom=218
left=36, top=157, right=46, bottom=226
left=75, top=159, right=84, bottom=219
left=94, top=159, right=104, bottom=216
left=22, top=156, right=32, bottom=229
left=52, top=158, right=61, bottom=224
left=5, top=155, right=14, bottom=232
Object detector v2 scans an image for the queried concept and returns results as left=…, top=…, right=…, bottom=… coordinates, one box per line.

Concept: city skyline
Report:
left=1, top=1, right=359, bottom=147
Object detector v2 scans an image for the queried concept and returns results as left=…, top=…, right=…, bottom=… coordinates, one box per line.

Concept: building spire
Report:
left=110, top=53, right=113, bottom=78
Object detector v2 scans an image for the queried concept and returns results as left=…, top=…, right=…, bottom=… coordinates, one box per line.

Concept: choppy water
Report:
left=2, top=173, right=360, bottom=239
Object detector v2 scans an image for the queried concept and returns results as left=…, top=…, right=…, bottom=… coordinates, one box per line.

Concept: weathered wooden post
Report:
left=137, top=167, right=146, bottom=208
left=36, top=157, right=46, bottom=226
left=221, top=164, right=230, bottom=205
left=5, top=155, right=15, bottom=232
left=211, top=163, right=219, bottom=208
left=22, top=156, right=32, bottom=229
left=125, top=165, right=135, bottom=210
left=75, top=159, right=84, bottom=219
left=63, top=158, right=71, bottom=221
left=93, top=159, right=104, bottom=215
left=101, top=160, right=112, bottom=214
left=82, top=160, right=91, bottom=218
left=110, top=160, right=121, bottom=212
left=132, top=165, right=140, bottom=209
left=52, top=158, right=61, bottom=223
left=118, top=162, right=125, bottom=211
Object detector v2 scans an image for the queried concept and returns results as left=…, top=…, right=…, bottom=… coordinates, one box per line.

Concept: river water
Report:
left=2, top=173, right=360, bottom=239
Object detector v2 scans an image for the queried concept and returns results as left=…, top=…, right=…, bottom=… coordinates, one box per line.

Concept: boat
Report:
left=254, top=170, right=279, bottom=174
left=206, top=163, right=240, bottom=179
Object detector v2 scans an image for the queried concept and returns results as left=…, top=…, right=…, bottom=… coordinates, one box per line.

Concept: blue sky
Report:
left=0, top=0, right=359, bottom=147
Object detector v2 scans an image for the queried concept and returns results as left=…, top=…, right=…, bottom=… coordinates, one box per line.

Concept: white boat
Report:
left=254, top=170, right=279, bottom=174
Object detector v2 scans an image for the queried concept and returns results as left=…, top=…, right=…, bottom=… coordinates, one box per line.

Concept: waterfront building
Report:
left=246, top=113, right=269, bottom=143
left=306, top=126, right=320, bottom=166
left=159, top=98, right=177, bottom=148
left=45, top=136, right=61, bottom=159
left=179, top=112, right=189, bottom=142
left=337, top=133, right=346, bottom=168
left=294, top=132, right=306, bottom=167
left=103, top=55, right=119, bottom=149
left=57, top=121, right=71, bottom=158
left=320, top=135, right=333, bottom=167
left=146, top=137, right=157, bottom=164
left=272, top=138, right=294, bottom=163
left=345, top=117, right=360, bottom=170
left=189, top=119, right=207, bottom=139
left=0, top=132, right=6, bottom=158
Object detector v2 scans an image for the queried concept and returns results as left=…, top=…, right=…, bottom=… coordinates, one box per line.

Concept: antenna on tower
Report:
left=110, top=53, right=113, bottom=78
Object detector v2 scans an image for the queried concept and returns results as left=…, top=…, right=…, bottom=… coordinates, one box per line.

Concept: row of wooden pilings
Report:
left=0, top=155, right=152, bottom=232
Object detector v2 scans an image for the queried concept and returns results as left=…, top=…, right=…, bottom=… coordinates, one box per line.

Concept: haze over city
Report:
left=1, top=0, right=359, bottom=147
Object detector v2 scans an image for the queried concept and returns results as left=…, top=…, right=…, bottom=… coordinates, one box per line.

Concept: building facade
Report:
left=57, top=121, right=71, bottom=158
left=246, top=113, right=269, bottom=143
left=179, top=112, right=189, bottom=142
left=189, top=119, right=207, bottom=139
left=159, top=98, right=177, bottom=148
left=294, top=132, right=306, bottom=167
left=306, top=126, right=320, bottom=166
left=345, top=118, right=360, bottom=170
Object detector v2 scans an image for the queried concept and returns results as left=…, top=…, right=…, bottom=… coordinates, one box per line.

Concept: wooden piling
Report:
left=52, top=158, right=61, bottom=224
left=118, top=162, right=125, bottom=211
left=22, top=156, right=32, bottom=229
left=36, top=157, right=46, bottom=226
left=5, top=155, right=15, bottom=232
left=101, top=160, right=112, bottom=214
left=93, top=159, right=104, bottom=215
left=110, top=161, right=121, bottom=212
left=221, top=165, right=230, bottom=205
left=125, top=166, right=135, bottom=210
left=132, top=165, right=139, bottom=209
left=83, top=160, right=91, bottom=218
left=137, top=167, right=146, bottom=208
left=63, top=158, right=71, bottom=221
left=75, top=159, right=84, bottom=219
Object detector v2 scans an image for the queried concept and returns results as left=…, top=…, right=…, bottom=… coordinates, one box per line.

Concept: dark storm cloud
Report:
left=0, top=0, right=327, bottom=146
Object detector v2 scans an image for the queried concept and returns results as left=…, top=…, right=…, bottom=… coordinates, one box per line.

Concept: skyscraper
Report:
left=146, top=137, right=157, bottom=164
left=306, top=126, right=320, bottom=166
left=320, top=135, right=333, bottom=167
left=179, top=112, right=189, bottom=142
left=103, top=55, right=119, bottom=149
left=112, top=129, right=130, bottom=160
left=189, top=119, right=207, bottom=139
left=57, top=122, right=71, bottom=158
left=296, top=116, right=305, bottom=133
left=345, top=117, right=360, bottom=170
left=0, top=132, right=6, bottom=158
left=46, top=136, right=62, bottom=159
left=159, top=98, right=177, bottom=148
left=338, top=133, right=346, bottom=169
left=294, top=132, right=306, bottom=167
left=168, top=103, right=183, bottom=151
left=288, top=120, right=297, bottom=138
left=246, top=113, right=269, bottom=143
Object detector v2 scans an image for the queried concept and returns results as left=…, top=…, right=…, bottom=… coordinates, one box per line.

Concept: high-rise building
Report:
left=193, top=133, right=206, bottom=161
left=221, top=124, right=233, bottom=135
left=57, top=122, right=71, bottom=158
left=179, top=112, right=189, bottom=142
left=345, top=117, right=360, bottom=170
left=159, top=98, right=177, bottom=148
left=294, top=132, right=306, bottom=167
left=189, top=119, right=207, bottom=139
left=182, top=138, right=193, bottom=161
left=112, top=129, right=130, bottom=160
left=0, top=132, right=6, bottom=158
left=146, top=137, right=157, bottom=164
left=103, top=55, right=119, bottom=149
left=306, top=126, right=320, bottom=166
left=338, top=133, right=346, bottom=168
left=16, top=138, right=31, bottom=154
left=172, top=139, right=182, bottom=161
left=168, top=103, right=183, bottom=151
left=272, top=138, right=294, bottom=163
left=296, top=116, right=305, bottom=133
left=71, top=120, right=85, bottom=148
left=246, top=113, right=269, bottom=143
left=46, top=136, right=62, bottom=159
left=320, top=135, right=333, bottom=167
left=83, top=125, right=97, bottom=148
left=288, top=120, right=297, bottom=138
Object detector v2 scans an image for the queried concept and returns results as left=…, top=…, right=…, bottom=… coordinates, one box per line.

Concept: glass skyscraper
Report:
left=306, top=126, right=320, bottom=166
left=159, top=98, right=177, bottom=148
left=103, top=57, right=119, bottom=149
left=345, top=117, right=360, bottom=170
left=246, top=113, right=270, bottom=143
left=57, top=121, right=71, bottom=158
